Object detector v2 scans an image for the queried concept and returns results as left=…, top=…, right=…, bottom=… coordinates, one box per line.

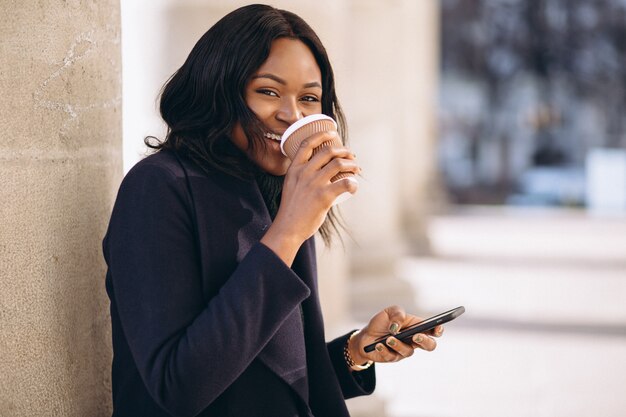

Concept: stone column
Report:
left=398, top=0, right=442, bottom=253
left=0, top=2, right=122, bottom=416
left=342, top=0, right=437, bottom=319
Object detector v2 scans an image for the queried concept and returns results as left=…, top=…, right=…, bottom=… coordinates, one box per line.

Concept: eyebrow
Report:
left=252, top=73, right=322, bottom=89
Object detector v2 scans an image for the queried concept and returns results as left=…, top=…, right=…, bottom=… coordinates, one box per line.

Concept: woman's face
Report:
left=231, top=38, right=323, bottom=175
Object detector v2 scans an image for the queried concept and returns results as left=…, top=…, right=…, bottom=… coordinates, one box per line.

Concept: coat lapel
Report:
left=233, top=177, right=312, bottom=409
left=257, top=308, right=309, bottom=403
left=183, top=159, right=315, bottom=411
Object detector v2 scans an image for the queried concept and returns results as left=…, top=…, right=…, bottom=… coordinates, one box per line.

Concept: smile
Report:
left=263, top=132, right=282, bottom=141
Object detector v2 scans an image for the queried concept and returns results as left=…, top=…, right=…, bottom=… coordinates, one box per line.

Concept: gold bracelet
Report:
left=344, top=330, right=373, bottom=371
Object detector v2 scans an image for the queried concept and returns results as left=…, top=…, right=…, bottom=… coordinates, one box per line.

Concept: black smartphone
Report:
left=363, top=306, right=465, bottom=353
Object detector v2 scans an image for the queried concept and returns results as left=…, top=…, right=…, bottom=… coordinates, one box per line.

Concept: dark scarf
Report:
left=256, top=172, right=284, bottom=220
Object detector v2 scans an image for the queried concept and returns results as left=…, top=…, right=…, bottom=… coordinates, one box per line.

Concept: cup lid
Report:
left=280, top=114, right=337, bottom=156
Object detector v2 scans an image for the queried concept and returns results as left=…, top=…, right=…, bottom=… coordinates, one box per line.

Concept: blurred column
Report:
left=0, top=1, right=121, bottom=416
left=343, top=0, right=440, bottom=319
left=399, top=0, right=442, bottom=253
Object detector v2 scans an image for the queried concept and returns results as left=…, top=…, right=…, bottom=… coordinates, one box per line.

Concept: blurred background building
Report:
left=438, top=0, right=626, bottom=211
left=1, top=0, right=625, bottom=416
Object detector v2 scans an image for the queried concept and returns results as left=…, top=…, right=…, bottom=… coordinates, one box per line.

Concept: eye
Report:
left=300, top=95, right=320, bottom=103
left=256, top=89, right=278, bottom=97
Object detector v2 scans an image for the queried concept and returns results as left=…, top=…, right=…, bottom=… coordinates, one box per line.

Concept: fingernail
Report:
left=389, top=323, right=399, bottom=334
left=413, top=334, right=423, bottom=344
left=375, top=344, right=384, bottom=352
left=387, top=337, right=396, bottom=347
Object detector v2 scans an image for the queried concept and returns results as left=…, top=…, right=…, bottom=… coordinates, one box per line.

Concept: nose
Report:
left=275, top=97, right=303, bottom=126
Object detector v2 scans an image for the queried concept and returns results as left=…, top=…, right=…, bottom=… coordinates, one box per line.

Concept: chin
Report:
left=251, top=151, right=290, bottom=176
left=262, top=164, right=289, bottom=176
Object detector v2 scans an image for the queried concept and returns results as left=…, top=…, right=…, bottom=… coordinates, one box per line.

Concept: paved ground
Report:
left=352, top=206, right=626, bottom=417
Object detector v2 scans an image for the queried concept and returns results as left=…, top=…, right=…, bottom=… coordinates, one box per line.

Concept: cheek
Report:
left=245, top=95, right=274, bottom=121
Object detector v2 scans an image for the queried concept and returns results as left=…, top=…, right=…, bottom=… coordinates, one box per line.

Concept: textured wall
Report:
left=0, top=1, right=122, bottom=415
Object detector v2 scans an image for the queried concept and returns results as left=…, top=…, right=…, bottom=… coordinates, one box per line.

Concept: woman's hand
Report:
left=261, top=130, right=360, bottom=265
left=348, top=306, right=444, bottom=367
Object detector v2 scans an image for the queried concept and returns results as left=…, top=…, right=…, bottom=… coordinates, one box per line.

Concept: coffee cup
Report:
left=280, top=114, right=357, bottom=205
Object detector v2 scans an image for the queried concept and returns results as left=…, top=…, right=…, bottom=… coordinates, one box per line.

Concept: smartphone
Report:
left=363, top=306, right=465, bottom=353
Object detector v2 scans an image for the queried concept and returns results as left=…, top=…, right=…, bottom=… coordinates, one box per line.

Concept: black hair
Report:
left=147, top=4, right=347, bottom=245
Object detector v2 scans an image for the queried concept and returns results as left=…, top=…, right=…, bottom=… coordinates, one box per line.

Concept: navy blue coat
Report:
left=103, top=150, right=375, bottom=417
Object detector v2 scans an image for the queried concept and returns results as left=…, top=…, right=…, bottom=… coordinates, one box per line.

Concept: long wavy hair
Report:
left=147, top=4, right=347, bottom=245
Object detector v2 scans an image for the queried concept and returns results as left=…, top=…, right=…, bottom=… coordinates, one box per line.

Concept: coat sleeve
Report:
left=103, top=162, right=311, bottom=417
left=327, top=332, right=376, bottom=399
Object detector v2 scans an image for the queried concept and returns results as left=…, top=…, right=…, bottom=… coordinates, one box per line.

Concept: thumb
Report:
left=384, top=305, right=407, bottom=335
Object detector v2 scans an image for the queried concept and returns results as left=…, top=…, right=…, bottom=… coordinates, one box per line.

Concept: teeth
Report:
left=264, top=132, right=282, bottom=141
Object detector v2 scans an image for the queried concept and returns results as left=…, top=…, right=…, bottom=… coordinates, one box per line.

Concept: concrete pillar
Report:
left=342, top=0, right=435, bottom=319
left=0, top=2, right=122, bottom=416
left=398, top=0, right=442, bottom=253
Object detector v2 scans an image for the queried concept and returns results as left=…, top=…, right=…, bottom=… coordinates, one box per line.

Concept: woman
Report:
left=103, top=4, right=443, bottom=417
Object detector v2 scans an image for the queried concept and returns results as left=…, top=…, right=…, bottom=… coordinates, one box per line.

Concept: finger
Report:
left=429, top=325, right=444, bottom=338
left=318, top=158, right=360, bottom=183
left=291, top=130, right=343, bottom=166
left=326, top=175, right=358, bottom=197
left=307, top=145, right=355, bottom=174
left=384, top=305, right=407, bottom=335
left=385, top=337, right=414, bottom=359
left=373, top=343, right=403, bottom=363
left=411, top=333, right=437, bottom=352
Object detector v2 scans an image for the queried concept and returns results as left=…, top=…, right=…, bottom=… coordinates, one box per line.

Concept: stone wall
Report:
left=0, top=1, right=122, bottom=415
